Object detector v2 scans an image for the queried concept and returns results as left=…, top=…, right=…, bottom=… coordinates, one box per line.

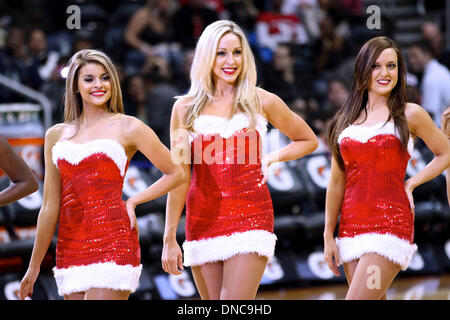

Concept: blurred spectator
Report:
left=142, top=54, right=173, bottom=83
left=312, top=14, right=350, bottom=74
left=71, top=30, right=95, bottom=55
left=255, top=0, right=309, bottom=61
left=407, top=40, right=450, bottom=126
left=172, top=48, right=194, bottom=93
left=124, top=0, right=180, bottom=70
left=406, top=85, right=421, bottom=105
left=262, top=42, right=314, bottom=101
left=0, top=26, right=42, bottom=102
left=321, top=76, right=350, bottom=114
left=123, top=74, right=149, bottom=122
left=143, top=64, right=181, bottom=147
left=421, top=21, right=450, bottom=69
left=281, top=0, right=322, bottom=41
left=172, top=0, right=219, bottom=49
left=28, top=28, right=60, bottom=83
left=281, top=0, right=354, bottom=41
left=222, top=0, right=259, bottom=33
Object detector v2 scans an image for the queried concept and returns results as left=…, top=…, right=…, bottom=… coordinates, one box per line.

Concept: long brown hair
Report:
left=327, top=36, right=409, bottom=169
left=64, top=49, right=124, bottom=123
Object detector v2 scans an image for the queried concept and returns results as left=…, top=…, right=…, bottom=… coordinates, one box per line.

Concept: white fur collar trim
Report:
left=192, top=113, right=268, bottom=139
left=338, top=121, right=414, bottom=156
left=52, top=139, right=127, bottom=176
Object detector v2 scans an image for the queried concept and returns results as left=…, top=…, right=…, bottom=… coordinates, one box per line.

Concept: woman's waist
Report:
left=60, top=192, right=125, bottom=212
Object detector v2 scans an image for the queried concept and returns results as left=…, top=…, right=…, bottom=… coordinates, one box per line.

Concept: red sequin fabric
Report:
left=186, top=128, right=274, bottom=241
left=53, top=140, right=140, bottom=270
left=338, top=122, right=414, bottom=243
left=182, top=114, right=276, bottom=266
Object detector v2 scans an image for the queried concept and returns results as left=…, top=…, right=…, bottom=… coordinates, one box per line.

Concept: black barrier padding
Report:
left=273, top=215, right=301, bottom=240
left=295, top=212, right=326, bottom=245
left=401, top=242, right=443, bottom=277
left=150, top=265, right=200, bottom=300
left=129, top=265, right=157, bottom=300
left=294, top=247, right=347, bottom=284
left=259, top=250, right=303, bottom=289
left=433, top=240, right=450, bottom=272
left=290, top=153, right=331, bottom=212
left=0, top=237, right=56, bottom=259
left=2, top=180, right=43, bottom=230
left=36, top=271, right=63, bottom=300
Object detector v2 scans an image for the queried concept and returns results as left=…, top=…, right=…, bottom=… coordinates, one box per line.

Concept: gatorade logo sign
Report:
left=445, top=240, right=450, bottom=260
left=406, top=149, right=426, bottom=177
left=308, top=252, right=334, bottom=279
left=263, top=256, right=284, bottom=281
left=123, top=167, right=148, bottom=197
left=408, top=251, right=424, bottom=271
left=168, top=271, right=196, bottom=297
left=267, top=162, right=294, bottom=191
left=306, top=155, right=330, bottom=189
left=4, top=280, right=30, bottom=300
left=17, top=188, right=42, bottom=210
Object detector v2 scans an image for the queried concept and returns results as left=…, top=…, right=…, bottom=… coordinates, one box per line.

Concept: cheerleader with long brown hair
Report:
left=324, top=36, right=450, bottom=299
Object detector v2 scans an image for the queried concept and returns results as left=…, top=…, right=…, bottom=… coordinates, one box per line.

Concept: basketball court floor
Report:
left=256, top=274, right=450, bottom=300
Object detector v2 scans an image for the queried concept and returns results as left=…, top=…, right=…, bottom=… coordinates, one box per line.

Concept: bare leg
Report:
left=345, top=253, right=401, bottom=300
left=220, top=253, right=268, bottom=300
left=343, top=259, right=359, bottom=287
left=64, top=292, right=85, bottom=300
left=84, top=288, right=130, bottom=300
left=344, top=259, right=387, bottom=300
left=191, top=261, right=223, bottom=300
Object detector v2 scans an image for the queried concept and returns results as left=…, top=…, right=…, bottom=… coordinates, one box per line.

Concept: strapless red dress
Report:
left=51, top=139, right=141, bottom=296
left=183, top=113, right=277, bottom=266
left=336, top=121, right=417, bottom=270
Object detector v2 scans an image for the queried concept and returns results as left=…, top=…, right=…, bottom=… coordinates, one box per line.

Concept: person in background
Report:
left=28, top=28, right=60, bottom=83
left=407, top=40, right=450, bottom=126
left=324, top=36, right=450, bottom=299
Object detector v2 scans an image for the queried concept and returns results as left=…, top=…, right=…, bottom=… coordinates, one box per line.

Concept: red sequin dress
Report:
left=336, top=121, right=417, bottom=270
left=182, top=113, right=277, bottom=266
left=51, top=139, right=142, bottom=296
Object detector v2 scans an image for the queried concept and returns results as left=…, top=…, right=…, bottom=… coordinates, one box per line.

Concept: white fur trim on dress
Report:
left=52, top=139, right=127, bottom=176
left=336, top=233, right=418, bottom=270
left=53, top=262, right=142, bottom=296
left=182, top=230, right=277, bottom=267
left=338, top=121, right=414, bottom=156
left=192, top=113, right=268, bottom=140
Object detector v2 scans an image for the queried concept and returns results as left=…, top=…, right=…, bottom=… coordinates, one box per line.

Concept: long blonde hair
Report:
left=63, top=49, right=124, bottom=123
left=176, top=20, right=261, bottom=131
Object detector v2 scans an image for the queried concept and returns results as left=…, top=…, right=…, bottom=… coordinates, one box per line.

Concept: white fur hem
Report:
left=53, top=262, right=142, bottom=296
left=336, top=233, right=417, bottom=270
left=183, top=230, right=277, bottom=266
left=52, top=139, right=127, bottom=176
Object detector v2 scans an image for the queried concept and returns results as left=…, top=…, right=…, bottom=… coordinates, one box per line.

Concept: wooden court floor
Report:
left=256, top=274, right=450, bottom=300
